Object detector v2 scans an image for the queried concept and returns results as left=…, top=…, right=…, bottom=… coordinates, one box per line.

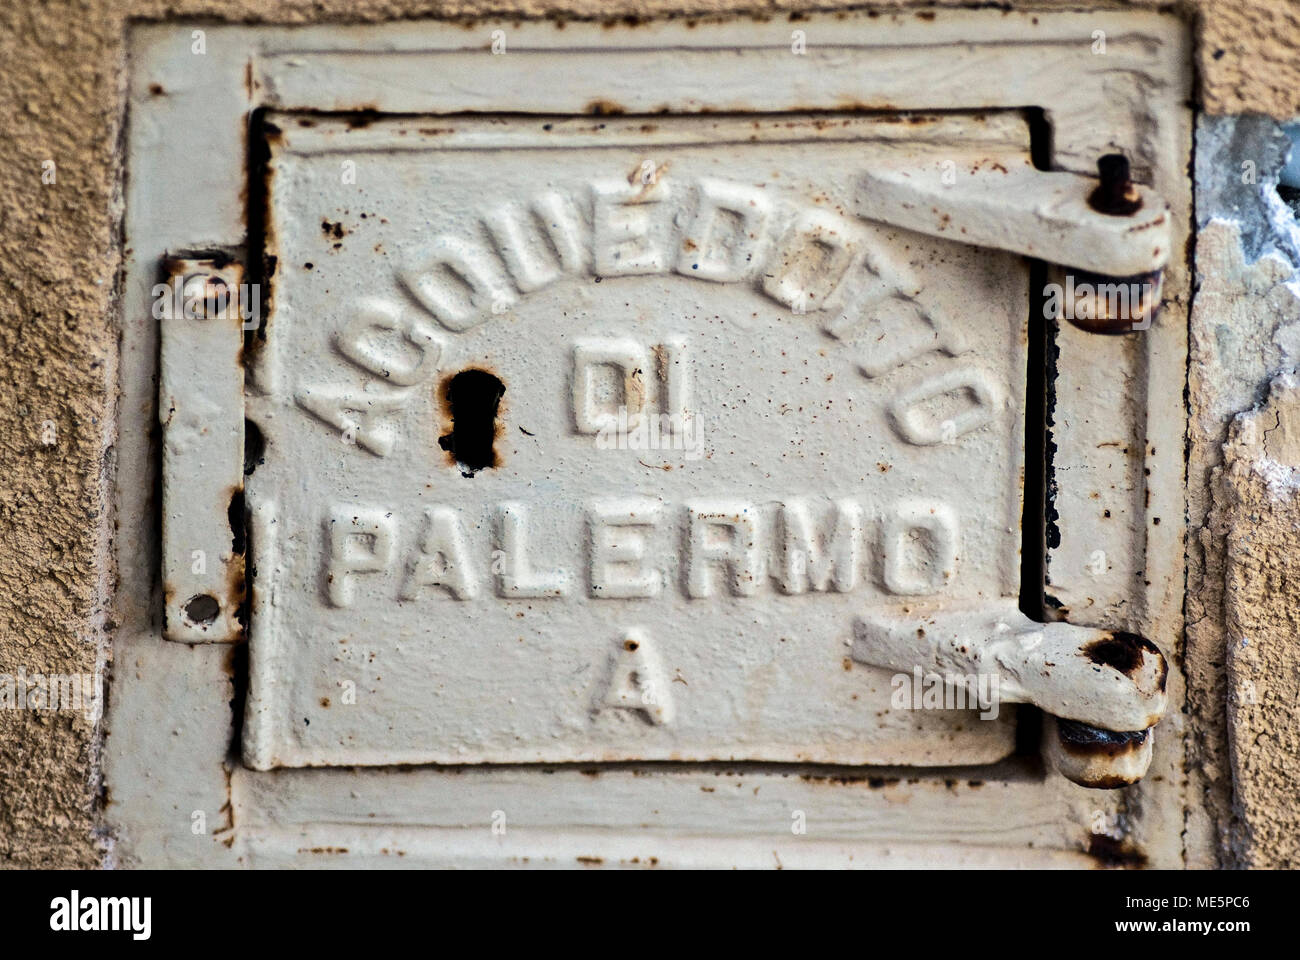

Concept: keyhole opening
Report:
left=439, top=369, right=505, bottom=477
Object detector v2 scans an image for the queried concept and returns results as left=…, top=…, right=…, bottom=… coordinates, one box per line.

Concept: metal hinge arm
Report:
left=853, top=603, right=1168, bottom=788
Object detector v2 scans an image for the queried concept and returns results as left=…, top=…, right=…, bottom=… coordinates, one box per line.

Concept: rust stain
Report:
left=212, top=763, right=236, bottom=846
left=1055, top=717, right=1149, bottom=759
left=651, top=342, right=671, bottom=383
left=1083, top=632, right=1165, bottom=689
left=1086, top=834, right=1148, bottom=869
left=345, top=107, right=382, bottom=129
left=1126, top=215, right=1168, bottom=233
left=799, top=772, right=900, bottom=788
left=627, top=159, right=670, bottom=200
left=601, top=15, right=649, bottom=29
left=1059, top=268, right=1163, bottom=334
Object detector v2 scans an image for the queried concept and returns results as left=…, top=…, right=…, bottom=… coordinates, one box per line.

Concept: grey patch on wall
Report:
left=1195, top=115, right=1300, bottom=265
left=1192, top=116, right=1300, bottom=421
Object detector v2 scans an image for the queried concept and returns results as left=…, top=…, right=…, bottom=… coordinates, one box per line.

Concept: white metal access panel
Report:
left=111, top=11, right=1193, bottom=868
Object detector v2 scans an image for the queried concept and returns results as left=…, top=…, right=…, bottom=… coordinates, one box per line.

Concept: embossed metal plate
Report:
left=242, top=112, right=1031, bottom=769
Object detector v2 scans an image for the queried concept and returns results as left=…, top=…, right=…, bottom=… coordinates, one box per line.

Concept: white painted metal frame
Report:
left=157, top=258, right=247, bottom=643
left=112, top=10, right=1192, bottom=868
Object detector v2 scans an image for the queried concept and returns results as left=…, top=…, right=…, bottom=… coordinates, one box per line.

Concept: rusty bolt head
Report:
left=179, top=273, right=232, bottom=320
left=1089, top=153, right=1143, bottom=216
left=162, top=257, right=245, bottom=323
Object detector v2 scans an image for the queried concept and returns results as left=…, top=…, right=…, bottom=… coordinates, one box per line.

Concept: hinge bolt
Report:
left=1089, top=154, right=1143, bottom=216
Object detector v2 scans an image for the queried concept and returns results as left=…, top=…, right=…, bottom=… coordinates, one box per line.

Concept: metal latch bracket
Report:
left=159, top=257, right=247, bottom=643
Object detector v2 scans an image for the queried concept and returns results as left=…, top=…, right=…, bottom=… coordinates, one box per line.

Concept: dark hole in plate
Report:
left=184, top=594, right=220, bottom=625
left=439, top=369, right=505, bottom=477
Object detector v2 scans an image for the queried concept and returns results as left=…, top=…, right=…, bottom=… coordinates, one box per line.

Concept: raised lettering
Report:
left=572, top=338, right=652, bottom=434
left=675, top=178, right=771, bottom=282
left=336, top=298, right=444, bottom=386
left=400, top=234, right=516, bottom=331
left=761, top=208, right=859, bottom=312
left=588, top=499, right=663, bottom=599
left=591, top=177, right=672, bottom=276
left=294, top=385, right=407, bottom=456
left=881, top=501, right=958, bottom=595
left=400, top=506, right=478, bottom=600
left=600, top=629, right=673, bottom=724
left=325, top=506, right=396, bottom=606
left=888, top=364, right=1005, bottom=445
left=686, top=501, right=760, bottom=598
left=777, top=499, right=863, bottom=594
left=495, top=502, right=571, bottom=598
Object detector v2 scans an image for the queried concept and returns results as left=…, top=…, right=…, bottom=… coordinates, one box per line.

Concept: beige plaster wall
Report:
left=1, top=0, right=1296, bottom=868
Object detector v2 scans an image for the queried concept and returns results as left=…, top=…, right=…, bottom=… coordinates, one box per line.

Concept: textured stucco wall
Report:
left=1214, top=373, right=1300, bottom=868
left=1190, top=114, right=1300, bottom=868
left=1, top=0, right=1297, bottom=867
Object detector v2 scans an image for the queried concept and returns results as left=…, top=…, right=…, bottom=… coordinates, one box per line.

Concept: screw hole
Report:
left=184, top=594, right=220, bottom=625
